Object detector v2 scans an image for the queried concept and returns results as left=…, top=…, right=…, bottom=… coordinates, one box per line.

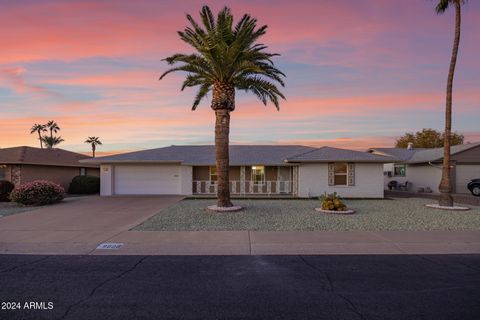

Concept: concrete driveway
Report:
left=0, top=196, right=183, bottom=254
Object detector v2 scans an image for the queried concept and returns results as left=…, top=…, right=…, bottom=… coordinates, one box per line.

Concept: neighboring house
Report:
left=0, top=146, right=100, bottom=190
left=81, top=145, right=392, bottom=198
left=368, top=142, right=480, bottom=194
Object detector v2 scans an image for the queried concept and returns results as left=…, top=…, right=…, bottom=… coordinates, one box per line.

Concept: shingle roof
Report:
left=82, top=145, right=391, bottom=165
left=367, top=148, right=423, bottom=161
left=285, top=146, right=393, bottom=163
left=83, top=145, right=316, bottom=166
left=408, top=143, right=480, bottom=164
left=368, top=142, right=480, bottom=164
left=0, top=146, right=98, bottom=168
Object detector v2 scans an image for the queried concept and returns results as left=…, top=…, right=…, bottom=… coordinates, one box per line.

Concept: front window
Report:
left=251, top=166, right=265, bottom=185
left=0, top=165, right=5, bottom=179
left=334, top=163, right=348, bottom=186
left=80, top=168, right=87, bottom=176
left=394, top=164, right=406, bottom=177
left=209, top=166, right=217, bottom=185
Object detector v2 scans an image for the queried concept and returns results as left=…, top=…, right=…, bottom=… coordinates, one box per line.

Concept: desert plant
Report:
left=319, top=192, right=347, bottom=211
left=10, top=180, right=65, bottom=206
left=68, top=175, right=100, bottom=194
left=0, top=180, right=15, bottom=202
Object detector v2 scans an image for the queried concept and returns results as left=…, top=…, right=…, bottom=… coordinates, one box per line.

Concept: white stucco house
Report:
left=81, top=145, right=392, bottom=198
left=368, top=142, right=480, bottom=194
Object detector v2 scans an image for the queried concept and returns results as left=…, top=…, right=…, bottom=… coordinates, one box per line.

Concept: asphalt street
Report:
left=0, top=254, right=479, bottom=320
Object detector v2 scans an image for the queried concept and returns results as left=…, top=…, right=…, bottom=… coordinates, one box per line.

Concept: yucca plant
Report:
left=160, top=6, right=286, bottom=208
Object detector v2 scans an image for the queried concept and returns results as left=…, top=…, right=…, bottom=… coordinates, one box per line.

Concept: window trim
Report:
left=251, top=165, right=265, bottom=186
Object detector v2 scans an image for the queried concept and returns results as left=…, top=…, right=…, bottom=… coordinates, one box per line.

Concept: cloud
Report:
left=0, top=66, right=48, bottom=95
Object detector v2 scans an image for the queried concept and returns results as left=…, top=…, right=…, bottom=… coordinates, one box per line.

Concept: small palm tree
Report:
left=85, top=137, right=102, bottom=158
left=436, top=0, right=466, bottom=207
left=160, top=6, right=286, bottom=208
left=30, top=124, right=47, bottom=148
left=46, top=120, right=60, bottom=139
left=41, top=136, right=64, bottom=149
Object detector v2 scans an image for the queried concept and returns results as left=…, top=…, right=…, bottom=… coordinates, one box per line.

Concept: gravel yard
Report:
left=0, top=202, right=42, bottom=217
left=134, top=198, right=480, bottom=231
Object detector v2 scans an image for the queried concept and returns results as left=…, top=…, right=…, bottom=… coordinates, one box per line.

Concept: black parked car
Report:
left=467, top=179, right=480, bottom=197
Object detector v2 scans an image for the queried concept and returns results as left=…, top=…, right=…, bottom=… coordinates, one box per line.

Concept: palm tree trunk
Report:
left=92, top=144, right=96, bottom=158
left=438, top=0, right=461, bottom=207
left=215, top=109, right=232, bottom=207
left=37, top=131, right=43, bottom=149
left=212, top=82, right=235, bottom=208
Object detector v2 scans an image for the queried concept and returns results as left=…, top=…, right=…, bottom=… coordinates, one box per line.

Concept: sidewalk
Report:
left=2, top=230, right=479, bottom=255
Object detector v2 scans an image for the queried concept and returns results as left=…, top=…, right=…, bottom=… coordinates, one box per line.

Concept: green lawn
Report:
left=134, top=198, right=480, bottom=231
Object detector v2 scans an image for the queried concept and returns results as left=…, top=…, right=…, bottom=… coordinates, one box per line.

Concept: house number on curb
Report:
left=96, top=242, right=124, bottom=250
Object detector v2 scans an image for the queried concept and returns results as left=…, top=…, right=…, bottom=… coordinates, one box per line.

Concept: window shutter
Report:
left=328, top=163, right=335, bottom=186
left=348, top=163, right=355, bottom=186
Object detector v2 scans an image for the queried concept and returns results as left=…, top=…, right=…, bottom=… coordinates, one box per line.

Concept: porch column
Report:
left=292, top=166, right=298, bottom=196
left=240, top=166, right=246, bottom=195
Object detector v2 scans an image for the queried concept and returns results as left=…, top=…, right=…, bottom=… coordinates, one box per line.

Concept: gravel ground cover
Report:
left=135, top=198, right=480, bottom=231
left=0, top=202, right=42, bottom=217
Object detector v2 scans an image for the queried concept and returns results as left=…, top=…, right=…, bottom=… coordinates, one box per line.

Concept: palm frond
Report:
left=160, top=5, right=286, bottom=110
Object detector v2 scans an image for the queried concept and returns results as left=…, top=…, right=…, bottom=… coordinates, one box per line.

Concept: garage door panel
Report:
left=456, top=165, right=480, bottom=194
left=114, top=165, right=181, bottom=195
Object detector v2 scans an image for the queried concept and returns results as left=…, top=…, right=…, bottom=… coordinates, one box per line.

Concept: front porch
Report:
left=192, top=165, right=298, bottom=196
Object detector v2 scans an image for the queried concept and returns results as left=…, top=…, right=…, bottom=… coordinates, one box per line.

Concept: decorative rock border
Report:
left=424, top=204, right=470, bottom=211
left=315, top=208, right=356, bottom=215
left=207, top=205, right=244, bottom=212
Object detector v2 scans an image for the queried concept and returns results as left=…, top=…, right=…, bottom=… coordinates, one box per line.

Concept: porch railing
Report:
left=193, top=180, right=292, bottom=195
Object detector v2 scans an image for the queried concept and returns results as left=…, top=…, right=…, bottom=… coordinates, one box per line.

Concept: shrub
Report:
left=68, top=175, right=100, bottom=194
left=10, top=180, right=65, bottom=206
left=319, top=192, right=347, bottom=211
left=0, top=180, right=15, bottom=202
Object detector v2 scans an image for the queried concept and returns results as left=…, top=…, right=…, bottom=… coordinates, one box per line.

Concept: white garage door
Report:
left=456, top=165, right=480, bottom=194
left=114, top=165, right=181, bottom=195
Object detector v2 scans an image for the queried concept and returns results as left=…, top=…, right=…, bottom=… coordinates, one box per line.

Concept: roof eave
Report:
left=79, top=159, right=184, bottom=165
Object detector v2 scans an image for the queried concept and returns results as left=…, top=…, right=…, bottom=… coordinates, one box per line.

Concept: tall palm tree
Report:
left=160, top=6, right=286, bottom=208
left=41, top=136, right=64, bottom=148
left=30, top=124, right=47, bottom=148
left=46, top=120, right=60, bottom=139
left=85, top=137, right=102, bottom=158
left=436, top=0, right=466, bottom=206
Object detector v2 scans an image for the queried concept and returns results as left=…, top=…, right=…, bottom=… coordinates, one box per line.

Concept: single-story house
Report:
left=368, top=142, right=480, bottom=194
left=81, top=145, right=392, bottom=198
left=0, top=146, right=100, bottom=190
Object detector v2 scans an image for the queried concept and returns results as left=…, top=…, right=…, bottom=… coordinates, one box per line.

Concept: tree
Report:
left=85, top=137, right=102, bottom=158
left=160, top=6, right=285, bottom=208
left=436, top=0, right=466, bottom=207
left=41, top=136, right=64, bottom=148
left=46, top=120, right=60, bottom=139
left=30, top=124, right=47, bottom=148
left=395, top=128, right=464, bottom=148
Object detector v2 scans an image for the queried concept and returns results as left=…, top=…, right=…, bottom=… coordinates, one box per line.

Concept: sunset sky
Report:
left=1, top=0, right=479, bottom=154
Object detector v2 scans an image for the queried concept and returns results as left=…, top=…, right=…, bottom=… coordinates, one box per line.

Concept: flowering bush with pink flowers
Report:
left=10, top=180, right=65, bottom=206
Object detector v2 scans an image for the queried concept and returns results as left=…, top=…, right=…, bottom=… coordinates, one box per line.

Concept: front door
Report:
left=278, top=167, right=291, bottom=193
